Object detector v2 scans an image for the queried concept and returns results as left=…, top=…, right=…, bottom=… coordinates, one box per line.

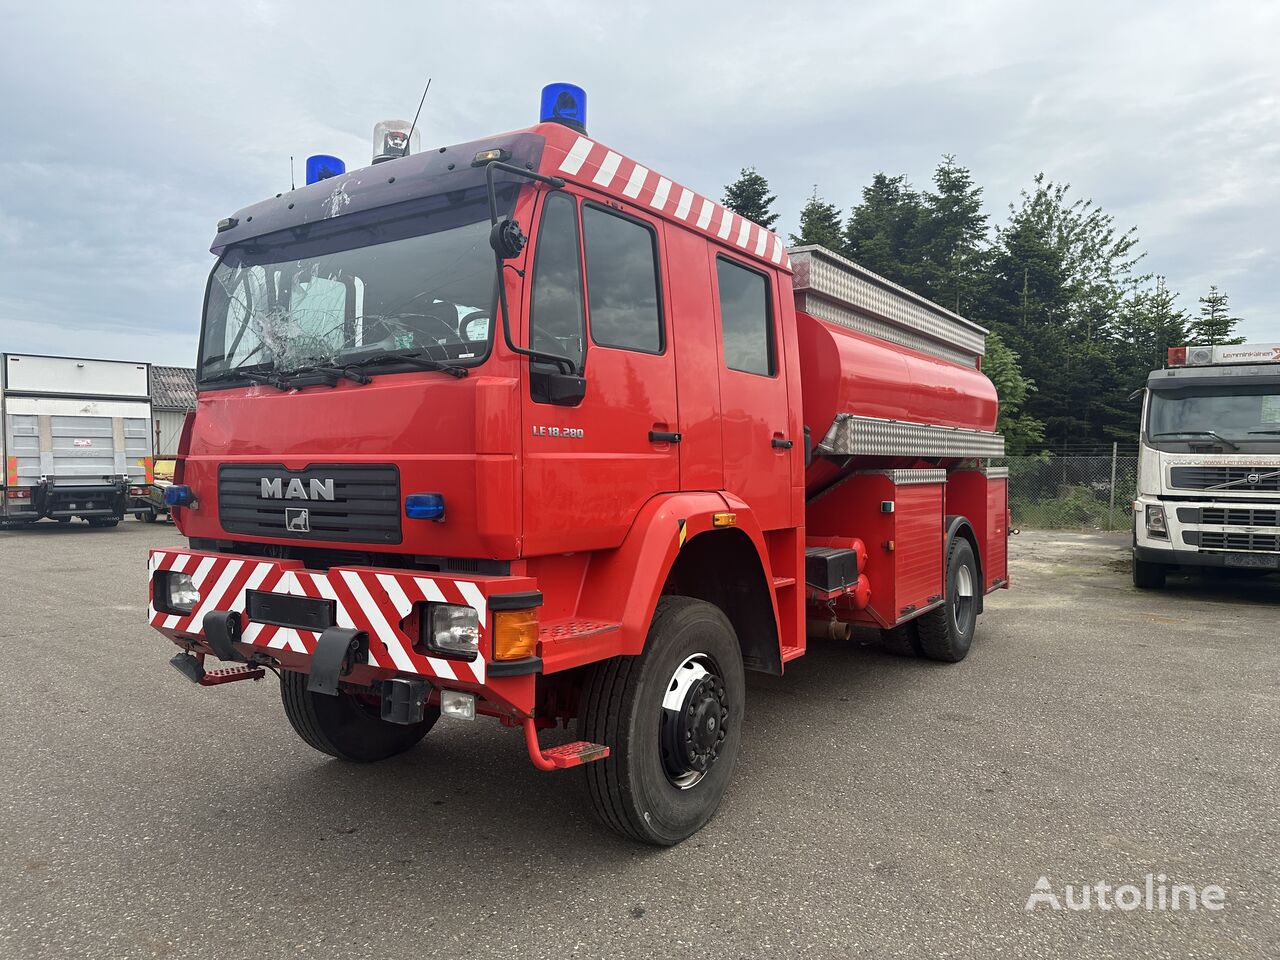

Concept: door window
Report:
left=529, top=192, right=586, bottom=376
left=716, top=257, right=775, bottom=376
left=582, top=205, right=663, bottom=354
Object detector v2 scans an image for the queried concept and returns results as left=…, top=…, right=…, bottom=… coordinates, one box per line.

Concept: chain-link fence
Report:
left=995, top=451, right=1138, bottom=531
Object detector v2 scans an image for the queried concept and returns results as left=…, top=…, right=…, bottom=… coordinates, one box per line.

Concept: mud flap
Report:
left=307, top=627, right=368, bottom=696
left=203, top=610, right=244, bottom=662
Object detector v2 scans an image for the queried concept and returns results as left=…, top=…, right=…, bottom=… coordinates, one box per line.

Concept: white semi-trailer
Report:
left=1, top=354, right=154, bottom=528
left=1133, top=343, right=1280, bottom=587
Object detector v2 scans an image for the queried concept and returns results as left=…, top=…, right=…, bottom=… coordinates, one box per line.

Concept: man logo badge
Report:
left=261, top=477, right=336, bottom=501
left=285, top=507, right=311, bottom=533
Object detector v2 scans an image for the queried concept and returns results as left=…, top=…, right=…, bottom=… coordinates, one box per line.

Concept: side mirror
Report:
left=531, top=369, right=587, bottom=406
left=490, top=218, right=526, bottom=259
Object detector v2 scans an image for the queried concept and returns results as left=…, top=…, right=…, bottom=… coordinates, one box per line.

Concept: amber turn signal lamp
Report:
left=493, top=609, right=539, bottom=661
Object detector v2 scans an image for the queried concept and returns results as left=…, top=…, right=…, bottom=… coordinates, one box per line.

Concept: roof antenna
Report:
left=405, top=78, right=432, bottom=155
left=290, top=155, right=296, bottom=191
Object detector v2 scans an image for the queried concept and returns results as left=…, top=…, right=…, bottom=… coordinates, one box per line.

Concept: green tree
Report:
left=984, top=175, right=1145, bottom=447
left=1190, top=285, right=1245, bottom=345
left=842, top=173, right=923, bottom=287
left=982, top=331, right=1045, bottom=455
left=912, top=156, right=990, bottom=315
left=790, top=187, right=842, bottom=249
left=722, top=167, right=779, bottom=229
left=1112, top=278, right=1191, bottom=393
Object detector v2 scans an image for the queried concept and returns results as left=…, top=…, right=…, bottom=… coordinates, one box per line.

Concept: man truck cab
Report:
left=149, top=85, right=1009, bottom=845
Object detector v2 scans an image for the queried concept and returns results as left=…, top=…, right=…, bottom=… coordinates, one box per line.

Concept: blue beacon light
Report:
left=306, top=154, right=346, bottom=185
left=540, top=83, right=587, bottom=135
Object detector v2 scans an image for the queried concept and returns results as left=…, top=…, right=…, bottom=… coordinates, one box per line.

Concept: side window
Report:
left=716, top=257, right=775, bottom=376
left=582, top=205, right=663, bottom=353
left=529, top=192, right=586, bottom=373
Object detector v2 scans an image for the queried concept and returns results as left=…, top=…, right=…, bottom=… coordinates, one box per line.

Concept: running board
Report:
left=522, top=718, right=609, bottom=771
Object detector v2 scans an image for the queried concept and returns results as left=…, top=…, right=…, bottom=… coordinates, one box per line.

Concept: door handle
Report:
left=649, top=431, right=682, bottom=443
left=772, top=437, right=793, bottom=449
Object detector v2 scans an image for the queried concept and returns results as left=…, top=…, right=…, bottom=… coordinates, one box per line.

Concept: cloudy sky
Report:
left=2, top=1, right=1276, bottom=366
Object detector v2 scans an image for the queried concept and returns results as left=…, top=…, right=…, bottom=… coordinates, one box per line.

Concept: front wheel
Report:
left=578, top=597, right=745, bottom=846
left=1132, top=553, right=1166, bottom=589
left=280, top=670, right=437, bottom=762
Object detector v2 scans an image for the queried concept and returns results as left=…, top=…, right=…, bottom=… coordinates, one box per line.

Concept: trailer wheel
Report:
left=916, top=537, right=978, bottom=662
left=279, top=670, right=437, bottom=762
left=578, top=597, right=745, bottom=846
left=1132, top=553, right=1166, bottom=589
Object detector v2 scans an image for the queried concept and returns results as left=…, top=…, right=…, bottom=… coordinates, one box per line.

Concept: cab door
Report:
left=710, top=251, right=793, bottom=531
left=520, top=190, right=679, bottom=555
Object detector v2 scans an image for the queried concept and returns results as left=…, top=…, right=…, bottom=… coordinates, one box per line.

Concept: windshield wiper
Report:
left=347, top=349, right=469, bottom=379
left=1150, top=430, right=1240, bottom=451
left=200, top=367, right=288, bottom=391
left=277, top=364, right=372, bottom=387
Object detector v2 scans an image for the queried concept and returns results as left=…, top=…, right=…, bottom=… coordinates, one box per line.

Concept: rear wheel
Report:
left=877, top=621, right=922, bottom=657
left=1132, top=553, right=1166, bottom=589
left=280, top=670, right=437, bottom=762
left=87, top=518, right=119, bottom=528
left=578, top=597, right=745, bottom=846
left=916, top=537, right=979, bottom=662
left=142, top=510, right=158, bottom=523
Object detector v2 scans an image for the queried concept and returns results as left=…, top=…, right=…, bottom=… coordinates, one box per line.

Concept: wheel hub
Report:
left=660, top=654, right=729, bottom=788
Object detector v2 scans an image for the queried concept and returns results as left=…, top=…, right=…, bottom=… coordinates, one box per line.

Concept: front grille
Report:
left=1184, top=530, right=1280, bottom=553
left=1199, top=507, right=1280, bottom=527
left=1169, top=466, right=1280, bottom=491
left=218, top=464, right=401, bottom=545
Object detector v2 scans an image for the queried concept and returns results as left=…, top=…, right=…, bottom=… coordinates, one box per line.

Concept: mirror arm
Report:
left=483, top=161, right=577, bottom=376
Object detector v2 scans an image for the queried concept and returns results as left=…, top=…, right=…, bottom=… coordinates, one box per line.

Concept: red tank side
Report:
left=796, top=309, right=999, bottom=444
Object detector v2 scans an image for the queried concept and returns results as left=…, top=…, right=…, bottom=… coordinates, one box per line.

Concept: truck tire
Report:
left=915, top=537, right=979, bottom=663
left=142, top=509, right=158, bottom=523
left=578, top=597, right=745, bottom=846
left=87, top=518, right=119, bottom=528
left=877, top=621, right=922, bottom=657
left=1132, top=553, right=1166, bottom=589
left=279, top=670, right=437, bottom=762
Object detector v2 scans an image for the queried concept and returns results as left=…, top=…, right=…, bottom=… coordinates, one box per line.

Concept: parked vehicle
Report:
left=147, top=85, right=1009, bottom=844
left=1133, top=343, right=1280, bottom=587
left=2, top=353, right=154, bottom=528
left=135, top=457, right=176, bottom=522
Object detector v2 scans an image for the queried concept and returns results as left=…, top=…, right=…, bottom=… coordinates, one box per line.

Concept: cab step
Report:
left=522, top=718, right=610, bottom=771
left=199, top=664, right=267, bottom=686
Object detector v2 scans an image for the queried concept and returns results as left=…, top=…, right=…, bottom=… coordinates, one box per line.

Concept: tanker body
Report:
left=143, top=84, right=1008, bottom=846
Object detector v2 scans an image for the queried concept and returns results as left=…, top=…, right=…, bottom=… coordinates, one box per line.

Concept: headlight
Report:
left=163, top=572, right=201, bottom=614
left=425, top=604, right=480, bottom=659
left=1145, top=504, right=1167, bottom=537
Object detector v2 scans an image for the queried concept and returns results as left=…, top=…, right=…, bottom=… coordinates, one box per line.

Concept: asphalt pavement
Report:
left=0, top=521, right=1276, bottom=959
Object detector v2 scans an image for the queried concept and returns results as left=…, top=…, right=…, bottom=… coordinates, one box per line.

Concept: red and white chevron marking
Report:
left=554, top=135, right=791, bottom=271
left=147, top=550, right=488, bottom=684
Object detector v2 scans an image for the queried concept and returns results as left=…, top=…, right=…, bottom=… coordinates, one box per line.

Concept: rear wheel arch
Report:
left=945, top=514, right=983, bottom=611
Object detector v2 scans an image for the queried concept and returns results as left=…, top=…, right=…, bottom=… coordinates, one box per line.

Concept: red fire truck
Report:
left=149, top=85, right=1008, bottom=844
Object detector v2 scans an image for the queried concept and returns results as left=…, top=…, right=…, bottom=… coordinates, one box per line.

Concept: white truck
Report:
left=1133, top=343, right=1280, bottom=587
left=1, top=354, right=154, bottom=528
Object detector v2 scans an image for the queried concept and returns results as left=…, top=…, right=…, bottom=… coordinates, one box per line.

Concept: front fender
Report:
left=575, top=491, right=779, bottom=656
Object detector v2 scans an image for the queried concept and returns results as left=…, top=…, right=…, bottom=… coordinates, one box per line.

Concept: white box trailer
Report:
left=2, top=354, right=155, bottom=527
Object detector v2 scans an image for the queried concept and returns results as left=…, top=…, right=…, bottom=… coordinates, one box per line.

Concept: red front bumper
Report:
left=147, top=547, right=540, bottom=714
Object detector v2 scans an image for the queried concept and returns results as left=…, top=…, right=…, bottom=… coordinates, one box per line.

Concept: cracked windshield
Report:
left=199, top=192, right=499, bottom=383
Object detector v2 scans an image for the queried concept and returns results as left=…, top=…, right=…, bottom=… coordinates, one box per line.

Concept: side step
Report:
left=169, top=652, right=265, bottom=686
left=522, top=718, right=609, bottom=771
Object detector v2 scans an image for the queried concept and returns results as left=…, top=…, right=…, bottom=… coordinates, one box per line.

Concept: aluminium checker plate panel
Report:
left=817, top=414, right=1006, bottom=459
left=790, top=245, right=988, bottom=366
